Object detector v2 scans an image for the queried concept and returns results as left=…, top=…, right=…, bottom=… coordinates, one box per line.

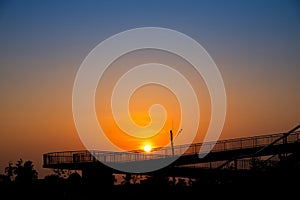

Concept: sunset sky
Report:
left=0, top=0, right=300, bottom=178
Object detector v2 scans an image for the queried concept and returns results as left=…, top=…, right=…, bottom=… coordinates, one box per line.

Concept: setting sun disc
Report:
left=143, top=144, right=152, bottom=152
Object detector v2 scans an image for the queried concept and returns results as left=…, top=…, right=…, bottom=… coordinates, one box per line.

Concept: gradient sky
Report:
left=1, top=0, right=300, bottom=178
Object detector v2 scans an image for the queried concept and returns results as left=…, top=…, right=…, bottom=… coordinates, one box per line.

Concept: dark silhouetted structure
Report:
left=43, top=125, right=300, bottom=187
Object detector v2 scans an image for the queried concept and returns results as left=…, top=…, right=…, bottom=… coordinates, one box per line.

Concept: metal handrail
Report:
left=43, top=125, right=300, bottom=166
left=217, top=124, right=300, bottom=169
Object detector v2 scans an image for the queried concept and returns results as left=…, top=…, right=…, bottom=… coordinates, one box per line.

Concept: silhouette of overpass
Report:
left=43, top=125, right=300, bottom=183
left=43, top=125, right=300, bottom=179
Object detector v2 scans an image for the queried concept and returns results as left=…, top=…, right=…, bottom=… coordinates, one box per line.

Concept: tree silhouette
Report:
left=52, top=168, right=71, bottom=179
left=131, top=174, right=141, bottom=184
left=175, top=178, right=187, bottom=187
left=141, top=174, right=171, bottom=188
left=121, top=173, right=132, bottom=185
left=67, top=171, right=82, bottom=183
left=44, top=173, right=63, bottom=183
left=5, top=158, right=38, bottom=182
left=5, top=161, right=16, bottom=181
left=0, top=174, right=10, bottom=182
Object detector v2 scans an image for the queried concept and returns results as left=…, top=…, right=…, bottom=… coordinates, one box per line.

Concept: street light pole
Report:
left=170, top=129, right=174, bottom=157
left=170, top=129, right=176, bottom=186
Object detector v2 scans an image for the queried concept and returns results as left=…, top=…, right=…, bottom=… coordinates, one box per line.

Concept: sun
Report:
left=143, top=144, right=152, bottom=152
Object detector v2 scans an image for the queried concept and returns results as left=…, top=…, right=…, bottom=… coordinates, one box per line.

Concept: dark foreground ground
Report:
left=1, top=169, right=299, bottom=200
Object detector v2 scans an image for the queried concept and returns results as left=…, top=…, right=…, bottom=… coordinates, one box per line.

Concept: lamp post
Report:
left=169, top=129, right=176, bottom=186
left=170, top=129, right=175, bottom=157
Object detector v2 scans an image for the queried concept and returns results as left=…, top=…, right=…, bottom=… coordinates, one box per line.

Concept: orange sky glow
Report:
left=1, top=1, right=299, bottom=178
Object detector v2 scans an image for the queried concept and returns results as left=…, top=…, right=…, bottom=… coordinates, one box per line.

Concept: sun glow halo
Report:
left=143, top=144, right=152, bottom=152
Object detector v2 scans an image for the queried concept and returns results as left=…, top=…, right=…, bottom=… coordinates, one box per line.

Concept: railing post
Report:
left=43, top=154, right=47, bottom=166
left=282, top=133, right=288, bottom=158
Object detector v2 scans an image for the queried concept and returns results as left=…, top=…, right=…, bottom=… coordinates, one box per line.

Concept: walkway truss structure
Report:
left=43, top=125, right=300, bottom=177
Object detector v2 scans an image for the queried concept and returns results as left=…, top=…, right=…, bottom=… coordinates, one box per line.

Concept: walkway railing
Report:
left=43, top=128, right=300, bottom=167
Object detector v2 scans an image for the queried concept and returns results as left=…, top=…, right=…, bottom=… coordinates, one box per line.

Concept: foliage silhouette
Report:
left=52, top=168, right=71, bottom=179
left=4, top=161, right=16, bottom=181
left=4, top=158, right=38, bottom=182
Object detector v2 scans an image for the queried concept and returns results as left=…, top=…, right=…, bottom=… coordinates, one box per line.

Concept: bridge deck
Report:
left=43, top=130, right=300, bottom=171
